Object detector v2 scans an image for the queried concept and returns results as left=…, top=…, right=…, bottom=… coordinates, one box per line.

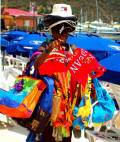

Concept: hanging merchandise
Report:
left=38, top=48, right=106, bottom=89
left=12, top=53, right=54, bottom=135
left=72, top=76, right=92, bottom=130
left=52, top=71, right=73, bottom=127
left=0, top=52, right=55, bottom=135
left=0, top=58, right=46, bottom=118
left=38, top=50, right=70, bottom=75
left=50, top=71, right=73, bottom=140
left=13, top=75, right=54, bottom=135
left=68, top=48, right=106, bottom=89
left=72, top=73, right=115, bottom=130
left=89, top=75, right=115, bottom=125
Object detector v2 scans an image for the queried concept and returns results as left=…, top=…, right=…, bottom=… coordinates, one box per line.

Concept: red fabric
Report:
left=68, top=48, right=106, bottom=88
left=64, top=8, right=67, bottom=11
left=39, top=49, right=106, bottom=88
left=39, top=50, right=71, bottom=75
left=70, top=79, right=78, bottom=101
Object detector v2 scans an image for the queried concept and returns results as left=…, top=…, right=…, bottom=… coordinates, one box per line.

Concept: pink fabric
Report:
left=30, top=52, right=42, bottom=59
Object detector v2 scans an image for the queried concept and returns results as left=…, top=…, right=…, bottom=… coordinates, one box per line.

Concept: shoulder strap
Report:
left=22, top=52, right=42, bottom=77
left=70, top=44, right=75, bottom=54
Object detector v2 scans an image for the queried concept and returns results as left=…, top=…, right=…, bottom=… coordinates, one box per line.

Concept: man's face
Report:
left=52, top=30, right=69, bottom=42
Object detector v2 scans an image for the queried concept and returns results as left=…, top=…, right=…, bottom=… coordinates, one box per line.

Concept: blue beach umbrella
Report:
left=10, top=35, right=27, bottom=44
left=67, top=33, right=120, bottom=61
left=6, top=33, right=50, bottom=57
left=1, top=37, right=9, bottom=70
left=99, top=53, right=120, bottom=85
left=5, top=35, right=28, bottom=56
left=1, top=37, right=9, bottom=51
left=1, top=30, right=28, bottom=41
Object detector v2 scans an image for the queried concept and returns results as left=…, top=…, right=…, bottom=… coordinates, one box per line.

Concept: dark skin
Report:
left=34, top=29, right=77, bottom=69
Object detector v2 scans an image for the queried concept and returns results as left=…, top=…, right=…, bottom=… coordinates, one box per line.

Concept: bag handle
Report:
left=30, top=52, right=42, bottom=59
left=22, top=52, right=42, bottom=77
left=92, top=72, right=103, bottom=99
left=88, top=100, right=98, bottom=127
left=89, top=72, right=108, bottom=126
left=88, top=72, right=101, bottom=126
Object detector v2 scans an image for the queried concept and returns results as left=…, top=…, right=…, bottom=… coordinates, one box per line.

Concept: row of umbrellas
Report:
left=1, top=30, right=50, bottom=57
left=1, top=30, right=120, bottom=85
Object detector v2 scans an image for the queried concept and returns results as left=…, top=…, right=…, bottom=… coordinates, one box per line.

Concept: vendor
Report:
left=28, top=3, right=105, bottom=142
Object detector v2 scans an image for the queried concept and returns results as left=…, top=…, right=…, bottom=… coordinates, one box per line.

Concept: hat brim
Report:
left=50, top=12, right=74, bottom=17
left=44, top=15, right=78, bottom=31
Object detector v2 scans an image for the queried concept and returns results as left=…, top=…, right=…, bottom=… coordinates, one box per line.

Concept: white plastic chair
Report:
left=4, top=55, right=29, bottom=71
left=0, top=67, right=22, bottom=91
left=86, top=129, right=120, bottom=142
left=0, top=67, right=22, bottom=125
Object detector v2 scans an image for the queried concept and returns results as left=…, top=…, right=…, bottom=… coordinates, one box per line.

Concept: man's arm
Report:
left=34, top=39, right=64, bottom=69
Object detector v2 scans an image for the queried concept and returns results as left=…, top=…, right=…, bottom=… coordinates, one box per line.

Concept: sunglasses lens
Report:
left=52, top=24, right=74, bottom=34
left=62, top=27, right=73, bottom=34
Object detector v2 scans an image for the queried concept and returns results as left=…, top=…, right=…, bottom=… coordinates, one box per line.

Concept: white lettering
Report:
left=70, top=64, right=78, bottom=74
left=79, top=55, right=84, bottom=60
left=74, top=59, right=81, bottom=66
left=81, top=49, right=87, bottom=56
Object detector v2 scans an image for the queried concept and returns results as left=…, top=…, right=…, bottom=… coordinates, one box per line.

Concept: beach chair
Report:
left=86, top=128, right=120, bottom=142
left=85, top=112, right=120, bottom=142
left=4, top=55, right=29, bottom=71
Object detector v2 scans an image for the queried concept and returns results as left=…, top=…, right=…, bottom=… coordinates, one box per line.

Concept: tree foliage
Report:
left=1, top=0, right=120, bottom=22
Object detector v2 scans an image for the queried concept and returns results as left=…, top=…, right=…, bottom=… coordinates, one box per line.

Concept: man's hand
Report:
left=50, top=39, right=64, bottom=49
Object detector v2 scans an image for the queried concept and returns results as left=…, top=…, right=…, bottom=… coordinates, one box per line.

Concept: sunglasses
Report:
left=60, top=27, right=73, bottom=34
left=52, top=24, right=74, bottom=34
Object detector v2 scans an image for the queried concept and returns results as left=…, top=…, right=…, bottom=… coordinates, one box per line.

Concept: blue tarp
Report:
left=10, top=35, right=27, bottom=44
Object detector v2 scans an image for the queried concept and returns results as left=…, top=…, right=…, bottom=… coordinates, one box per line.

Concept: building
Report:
left=2, top=8, right=42, bottom=31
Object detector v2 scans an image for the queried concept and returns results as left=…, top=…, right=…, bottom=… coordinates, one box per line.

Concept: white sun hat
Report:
left=50, top=4, right=73, bottom=17
left=43, top=4, right=78, bottom=31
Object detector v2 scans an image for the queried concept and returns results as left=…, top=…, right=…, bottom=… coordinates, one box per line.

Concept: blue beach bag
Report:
left=90, top=77, right=115, bottom=124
